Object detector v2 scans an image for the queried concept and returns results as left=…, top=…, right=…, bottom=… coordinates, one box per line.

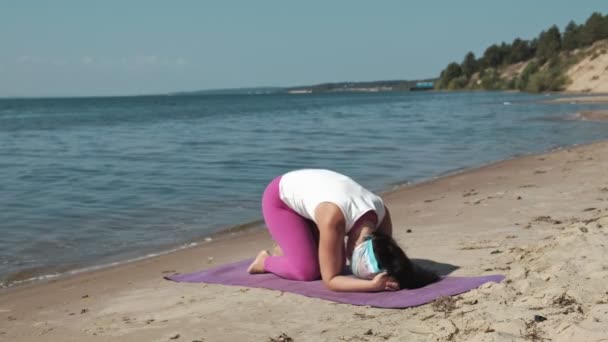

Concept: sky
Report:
left=0, top=1, right=606, bottom=97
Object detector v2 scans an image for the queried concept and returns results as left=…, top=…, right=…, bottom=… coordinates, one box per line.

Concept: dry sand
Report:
left=2, top=141, right=608, bottom=342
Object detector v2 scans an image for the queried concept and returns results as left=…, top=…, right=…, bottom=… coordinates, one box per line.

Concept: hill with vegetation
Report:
left=436, top=12, right=608, bottom=93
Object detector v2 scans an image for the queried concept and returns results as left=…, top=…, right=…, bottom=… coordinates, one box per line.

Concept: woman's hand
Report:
left=371, top=272, right=400, bottom=292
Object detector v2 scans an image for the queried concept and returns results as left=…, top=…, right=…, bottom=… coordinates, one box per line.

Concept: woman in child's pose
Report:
left=248, top=169, right=438, bottom=292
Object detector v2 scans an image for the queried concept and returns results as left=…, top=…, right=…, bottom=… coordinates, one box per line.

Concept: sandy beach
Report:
left=1, top=140, right=608, bottom=341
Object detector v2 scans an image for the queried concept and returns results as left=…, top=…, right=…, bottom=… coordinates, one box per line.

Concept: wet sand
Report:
left=1, top=141, right=608, bottom=341
left=548, top=94, right=608, bottom=122
left=575, top=110, right=608, bottom=122
left=549, top=94, right=608, bottom=104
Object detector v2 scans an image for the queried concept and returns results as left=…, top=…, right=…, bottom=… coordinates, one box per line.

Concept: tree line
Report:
left=436, top=12, right=608, bottom=92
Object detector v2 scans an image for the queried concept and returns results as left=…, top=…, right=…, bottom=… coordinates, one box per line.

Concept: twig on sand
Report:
left=520, top=321, right=549, bottom=341
left=268, top=332, right=293, bottom=342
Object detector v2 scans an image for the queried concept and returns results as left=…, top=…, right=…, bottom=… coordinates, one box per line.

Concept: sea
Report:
left=1, top=91, right=607, bottom=287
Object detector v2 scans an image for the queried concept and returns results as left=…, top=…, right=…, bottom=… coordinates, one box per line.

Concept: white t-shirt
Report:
left=279, top=169, right=386, bottom=233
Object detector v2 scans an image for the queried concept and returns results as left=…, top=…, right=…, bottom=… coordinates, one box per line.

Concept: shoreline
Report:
left=0, top=139, right=603, bottom=288
left=4, top=135, right=608, bottom=291
left=2, top=138, right=602, bottom=290
left=1, top=139, right=607, bottom=341
left=548, top=93, right=608, bottom=104
left=548, top=93, right=608, bottom=122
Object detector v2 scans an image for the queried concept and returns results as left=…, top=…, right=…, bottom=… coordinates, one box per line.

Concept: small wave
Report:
left=0, top=241, right=200, bottom=289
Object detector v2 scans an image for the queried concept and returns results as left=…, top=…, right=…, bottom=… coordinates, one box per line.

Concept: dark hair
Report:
left=371, top=232, right=440, bottom=289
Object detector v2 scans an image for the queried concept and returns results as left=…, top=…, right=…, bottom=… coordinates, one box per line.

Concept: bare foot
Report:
left=247, top=250, right=270, bottom=274
left=272, top=243, right=283, bottom=256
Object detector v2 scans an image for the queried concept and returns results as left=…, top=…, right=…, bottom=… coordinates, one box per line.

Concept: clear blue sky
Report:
left=0, top=1, right=605, bottom=97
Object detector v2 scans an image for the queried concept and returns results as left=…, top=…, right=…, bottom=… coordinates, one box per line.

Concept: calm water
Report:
left=1, top=91, right=607, bottom=286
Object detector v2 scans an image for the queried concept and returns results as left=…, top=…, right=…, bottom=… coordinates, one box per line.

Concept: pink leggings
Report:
left=262, top=176, right=321, bottom=281
left=262, top=176, right=377, bottom=281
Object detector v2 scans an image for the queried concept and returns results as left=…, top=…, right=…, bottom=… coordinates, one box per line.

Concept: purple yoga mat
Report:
left=166, top=259, right=504, bottom=308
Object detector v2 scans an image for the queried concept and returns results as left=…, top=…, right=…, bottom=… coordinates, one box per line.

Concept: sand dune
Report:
left=566, top=40, right=608, bottom=93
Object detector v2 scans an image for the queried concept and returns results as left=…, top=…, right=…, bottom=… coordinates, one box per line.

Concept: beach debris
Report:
left=463, top=189, right=478, bottom=197
left=406, top=229, right=412, bottom=233
left=80, top=309, right=88, bottom=314
left=534, top=170, right=547, bottom=174
left=161, top=270, right=177, bottom=274
left=374, top=332, right=393, bottom=340
left=7, top=316, right=16, bottom=321
left=521, top=321, right=548, bottom=341
left=552, top=292, right=584, bottom=314
left=519, top=184, right=538, bottom=188
left=579, top=227, right=589, bottom=233
left=490, top=250, right=502, bottom=254
left=446, top=320, right=460, bottom=341
left=353, top=312, right=375, bottom=320
left=583, top=207, right=597, bottom=212
left=531, top=216, right=562, bottom=225
left=81, top=294, right=89, bottom=299
left=582, top=216, right=603, bottom=225
left=268, top=332, right=293, bottom=342
left=169, top=333, right=180, bottom=340
left=145, top=319, right=155, bottom=324
left=432, top=296, right=457, bottom=317
left=204, top=237, right=213, bottom=242
left=600, top=187, right=608, bottom=193
left=459, top=240, right=499, bottom=250
left=533, top=315, right=547, bottom=322
left=364, top=329, right=373, bottom=335
left=464, top=299, right=478, bottom=305
left=207, top=257, right=214, bottom=263
left=420, top=313, right=435, bottom=321
left=517, top=196, right=523, bottom=200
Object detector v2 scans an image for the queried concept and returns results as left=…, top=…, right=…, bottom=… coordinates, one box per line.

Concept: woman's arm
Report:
left=377, top=206, right=393, bottom=236
left=316, top=203, right=398, bottom=292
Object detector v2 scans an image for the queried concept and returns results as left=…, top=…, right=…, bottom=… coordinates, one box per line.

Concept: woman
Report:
left=248, top=169, right=438, bottom=292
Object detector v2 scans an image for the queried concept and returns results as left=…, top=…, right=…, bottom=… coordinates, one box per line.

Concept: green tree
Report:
left=510, top=38, right=534, bottom=62
left=461, top=52, right=477, bottom=78
left=562, top=21, right=581, bottom=50
left=535, top=25, right=561, bottom=63
left=483, top=44, right=503, bottom=68
left=447, top=76, right=468, bottom=90
left=516, top=61, right=539, bottom=91
left=438, top=62, right=463, bottom=89
left=580, top=12, right=608, bottom=46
